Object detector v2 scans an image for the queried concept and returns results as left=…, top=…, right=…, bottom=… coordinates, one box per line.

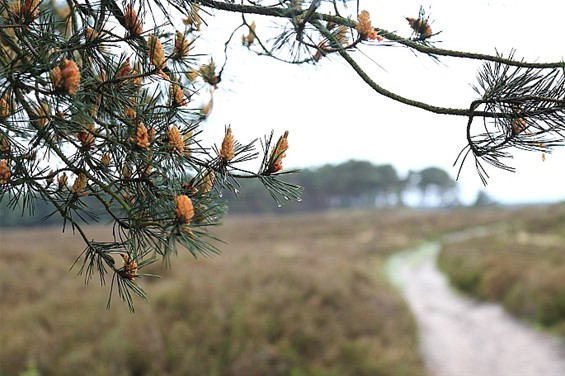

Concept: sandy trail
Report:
left=386, top=242, right=565, bottom=376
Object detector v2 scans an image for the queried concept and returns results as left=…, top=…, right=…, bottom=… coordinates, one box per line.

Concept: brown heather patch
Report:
left=2, top=205, right=562, bottom=375
left=438, top=203, right=565, bottom=337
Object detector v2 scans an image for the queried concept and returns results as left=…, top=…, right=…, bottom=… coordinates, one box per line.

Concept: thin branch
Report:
left=377, top=30, right=565, bottom=69
left=195, top=1, right=564, bottom=69
left=337, top=47, right=467, bottom=116
left=327, top=31, right=565, bottom=118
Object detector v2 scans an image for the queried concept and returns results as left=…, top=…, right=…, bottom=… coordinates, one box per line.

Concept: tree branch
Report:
left=195, top=1, right=564, bottom=69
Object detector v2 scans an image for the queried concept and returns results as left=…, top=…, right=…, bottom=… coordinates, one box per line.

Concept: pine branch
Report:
left=196, top=0, right=564, bottom=68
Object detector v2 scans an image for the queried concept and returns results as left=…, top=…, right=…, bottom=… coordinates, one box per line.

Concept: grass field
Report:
left=1, top=205, right=562, bottom=375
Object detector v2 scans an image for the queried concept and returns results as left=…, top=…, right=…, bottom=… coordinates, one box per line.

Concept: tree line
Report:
left=0, top=159, right=464, bottom=226
left=226, top=160, right=460, bottom=213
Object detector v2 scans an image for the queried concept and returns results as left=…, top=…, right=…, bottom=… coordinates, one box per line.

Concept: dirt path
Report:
left=386, top=241, right=565, bottom=376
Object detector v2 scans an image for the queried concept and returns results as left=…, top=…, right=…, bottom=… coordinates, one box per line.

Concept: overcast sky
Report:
left=196, top=0, right=565, bottom=205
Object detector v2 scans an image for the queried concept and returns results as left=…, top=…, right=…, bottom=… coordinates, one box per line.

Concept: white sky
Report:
left=196, top=0, right=565, bottom=205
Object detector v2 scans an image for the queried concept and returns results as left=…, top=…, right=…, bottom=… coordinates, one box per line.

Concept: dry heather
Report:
left=438, top=203, right=565, bottom=337
left=0, top=206, right=555, bottom=375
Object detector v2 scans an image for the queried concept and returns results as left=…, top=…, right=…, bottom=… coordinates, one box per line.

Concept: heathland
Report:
left=1, top=204, right=564, bottom=375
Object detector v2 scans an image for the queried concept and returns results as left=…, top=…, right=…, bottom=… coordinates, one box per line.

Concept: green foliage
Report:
left=459, top=52, right=565, bottom=183
left=0, top=0, right=303, bottom=309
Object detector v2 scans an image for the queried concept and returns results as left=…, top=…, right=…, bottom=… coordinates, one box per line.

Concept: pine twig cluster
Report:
left=456, top=51, right=565, bottom=184
left=0, top=0, right=302, bottom=310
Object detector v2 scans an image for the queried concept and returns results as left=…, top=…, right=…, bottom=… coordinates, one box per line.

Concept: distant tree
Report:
left=328, top=160, right=379, bottom=207
left=0, top=0, right=563, bottom=309
left=228, top=161, right=432, bottom=211
left=295, top=167, right=328, bottom=210
left=472, top=190, right=497, bottom=207
left=373, top=164, right=403, bottom=207
left=412, top=167, right=458, bottom=207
